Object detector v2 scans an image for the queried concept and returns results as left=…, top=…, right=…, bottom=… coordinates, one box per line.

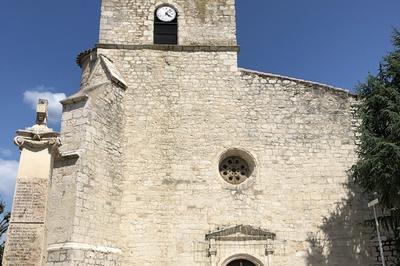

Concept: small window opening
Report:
left=154, top=6, right=178, bottom=45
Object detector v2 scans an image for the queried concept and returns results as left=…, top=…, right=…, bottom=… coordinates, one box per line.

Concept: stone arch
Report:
left=221, top=254, right=264, bottom=266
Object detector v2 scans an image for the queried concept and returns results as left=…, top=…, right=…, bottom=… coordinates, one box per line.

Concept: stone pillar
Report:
left=2, top=100, right=61, bottom=266
left=209, top=239, right=219, bottom=266
left=265, top=239, right=275, bottom=266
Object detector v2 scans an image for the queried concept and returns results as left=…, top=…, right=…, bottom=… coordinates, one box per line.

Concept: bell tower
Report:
left=99, top=0, right=237, bottom=46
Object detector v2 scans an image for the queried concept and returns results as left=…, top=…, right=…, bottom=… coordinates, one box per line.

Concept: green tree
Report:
left=0, top=200, right=10, bottom=265
left=351, top=29, right=400, bottom=264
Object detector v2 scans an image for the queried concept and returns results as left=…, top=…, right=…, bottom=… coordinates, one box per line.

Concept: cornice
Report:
left=14, top=126, right=61, bottom=153
left=96, top=43, right=240, bottom=52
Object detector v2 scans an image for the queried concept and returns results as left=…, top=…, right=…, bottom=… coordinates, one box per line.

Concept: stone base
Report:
left=46, top=243, right=121, bottom=266
left=3, top=223, right=45, bottom=266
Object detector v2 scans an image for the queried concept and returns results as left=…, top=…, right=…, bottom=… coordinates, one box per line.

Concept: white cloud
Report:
left=23, top=88, right=66, bottom=124
left=0, top=159, right=18, bottom=204
left=0, top=148, right=12, bottom=157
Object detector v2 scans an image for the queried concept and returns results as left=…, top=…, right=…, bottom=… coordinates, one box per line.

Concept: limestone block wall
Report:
left=46, top=247, right=120, bottom=266
left=99, top=0, right=237, bottom=46
left=47, top=155, right=78, bottom=248
left=93, top=47, right=372, bottom=265
left=46, top=58, right=126, bottom=265
left=238, top=71, right=371, bottom=266
left=70, top=82, right=124, bottom=245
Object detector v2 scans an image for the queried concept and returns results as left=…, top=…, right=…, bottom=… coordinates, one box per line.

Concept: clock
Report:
left=156, top=6, right=177, bottom=22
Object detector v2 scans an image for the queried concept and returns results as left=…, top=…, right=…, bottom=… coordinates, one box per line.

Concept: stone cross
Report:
left=36, top=99, right=48, bottom=125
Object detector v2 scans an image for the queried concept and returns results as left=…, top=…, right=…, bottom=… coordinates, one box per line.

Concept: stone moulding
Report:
left=206, top=225, right=276, bottom=241
left=221, top=254, right=265, bottom=266
left=59, top=150, right=80, bottom=160
left=14, top=128, right=61, bottom=154
left=14, top=135, right=61, bottom=150
left=205, top=225, right=276, bottom=260
left=60, top=94, right=89, bottom=106
left=47, top=242, right=122, bottom=254
left=96, top=43, right=240, bottom=52
left=77, top=44, right=240, bottom=66
left=75, top=43, right=240, bottom=67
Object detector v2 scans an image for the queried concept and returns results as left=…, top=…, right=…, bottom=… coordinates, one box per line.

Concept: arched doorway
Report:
left=227, top=259, right=256, bottom=266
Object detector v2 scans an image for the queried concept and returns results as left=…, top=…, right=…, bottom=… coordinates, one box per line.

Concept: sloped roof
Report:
left=239, top=68, right=357, bottom=97
left=100, top=55, right=128, bottom=89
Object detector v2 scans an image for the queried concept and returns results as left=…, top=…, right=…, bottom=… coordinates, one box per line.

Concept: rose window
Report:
left=219, top=156, right=250, bottom=184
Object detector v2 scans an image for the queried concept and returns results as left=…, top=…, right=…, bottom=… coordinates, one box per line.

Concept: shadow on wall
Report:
left=305, top=178, right=374, bottom=266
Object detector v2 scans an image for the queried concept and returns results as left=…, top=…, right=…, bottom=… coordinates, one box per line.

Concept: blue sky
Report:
left=0, top=0, right=399, bottom=211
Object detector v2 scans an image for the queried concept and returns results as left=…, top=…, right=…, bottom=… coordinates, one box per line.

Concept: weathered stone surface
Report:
left=5, top=0, right=376, bottom=265
left=2, top=100, right=60, bottom=266
left=99, top=0, right=237, bottom=46
left=46, top=54, right=125, bottom=265
left=46, top=42, right=373, bottom=265
left=10, top=178, right=48, bottom=223
left=3, top=224, right=45, bottom=265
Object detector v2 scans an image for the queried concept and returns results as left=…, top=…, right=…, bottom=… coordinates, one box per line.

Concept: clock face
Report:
left=156, top=6, right=177, bottom=22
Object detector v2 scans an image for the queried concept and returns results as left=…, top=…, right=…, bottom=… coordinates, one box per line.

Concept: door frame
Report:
left=221, top=254, right=264, bottom=266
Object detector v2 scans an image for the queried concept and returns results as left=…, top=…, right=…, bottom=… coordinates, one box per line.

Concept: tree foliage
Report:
left=0, top=200, right=10, bottom=265
left=351, top=29, right=400, bottom=263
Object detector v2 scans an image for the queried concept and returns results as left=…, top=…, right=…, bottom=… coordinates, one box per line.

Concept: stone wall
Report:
left=46, top=56, right=125, bottom=264
left=99, top=0, right=237, bottom=46
left=43, top=0, right=375, bottom=264
left=46, top=247, right=120, bottom=266
left=89, top=46, right=373, bottom=265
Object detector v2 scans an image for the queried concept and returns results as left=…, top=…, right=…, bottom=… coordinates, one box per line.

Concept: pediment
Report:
left=205, top=225, right=275, bottom=241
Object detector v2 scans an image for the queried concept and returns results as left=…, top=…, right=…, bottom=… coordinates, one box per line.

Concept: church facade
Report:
left=3, top=0, right=374, bottom=265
